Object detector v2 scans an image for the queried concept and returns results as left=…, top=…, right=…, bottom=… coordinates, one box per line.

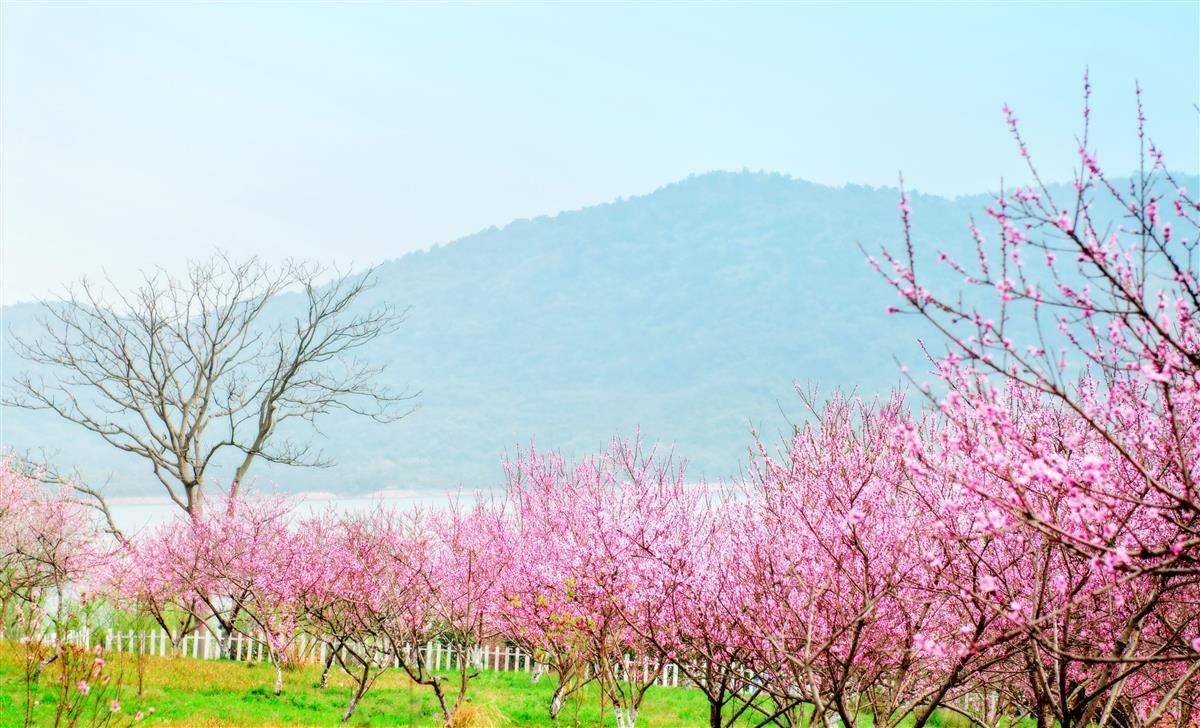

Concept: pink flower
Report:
left=1191, top=636, right=1200, bottom=652
left=913, top=633, right=946, bottom=658
left=76, top=680, right=90, bottom=695
left=1055, top=211, right=1073, bottom=232
left=1140, top=361, right=1171, bottom=383
left=1103, top=545, right=1133, bottom=571
left=978, top=575, right=998, bottom=594
left=110, top=699, right=121, bottom=714
left=135, top=712, right=145, bottom=721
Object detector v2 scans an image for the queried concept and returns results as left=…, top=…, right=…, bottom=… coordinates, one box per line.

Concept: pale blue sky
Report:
left=2, top=2, right=1198, bottom=304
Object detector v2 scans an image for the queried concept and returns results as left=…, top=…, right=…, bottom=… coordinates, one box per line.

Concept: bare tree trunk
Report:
left=531, top=661, right=547, bottom=684
left=1035, top=702, right=1054, bottom=728
left=549, top=681, right=568, bottom=720
left=708, top=699, right=723, bottom=728
left=1178, top=681, right=1197, bottom=728
left=5, top=254, right=411, bottom=523
left=341, top=668, right=372, bottom=723
left=614, top=706, right=639, bottom=728
left=430, top=679, right=452, bottom=727
left=170, top=629, right=188, bottom=656
left=319, top=642, right=339, bottom=689
left=219, top=628, right=237, bottom=660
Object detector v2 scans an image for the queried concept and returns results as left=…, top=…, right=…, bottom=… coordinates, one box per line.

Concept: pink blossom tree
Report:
left=118, top=493, right=307, bottom=693
left=399, top=501, right=510, bottom=725
left=603, top=484, right=767, bottom=727
left=105, top=533, right=203, bottom=656
left=504, top=440, right=685, bottom=728
left=310, top=502, right=508, bottom=726
left=191, top=495, right=311, bottom=696
left=735, top=392, right=1018, bottom=728
left=872, top=77, right=1200, bottom=726
left=0, top=458, right=109, bottom=674
left=297, top=509, right=401, bottom=723
left=497, top=536, right=595, bottom=720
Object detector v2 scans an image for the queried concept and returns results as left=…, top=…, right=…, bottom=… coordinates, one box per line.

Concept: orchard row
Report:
left=3, top=82, right=1197, bottom=728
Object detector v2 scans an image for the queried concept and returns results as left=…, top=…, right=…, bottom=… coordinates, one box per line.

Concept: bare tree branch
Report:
left=5, top=252, right=414, bottom=516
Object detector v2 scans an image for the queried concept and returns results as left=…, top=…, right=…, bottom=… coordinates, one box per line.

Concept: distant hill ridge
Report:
left=4, top=170, right=1194, bottom=496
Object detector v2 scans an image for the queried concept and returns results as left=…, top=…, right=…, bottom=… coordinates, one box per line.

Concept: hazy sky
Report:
left=2, top=2, right=1198, bottom=304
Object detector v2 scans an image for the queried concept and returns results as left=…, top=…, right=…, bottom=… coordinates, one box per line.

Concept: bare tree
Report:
left=5, top=253, right=412, bottom=518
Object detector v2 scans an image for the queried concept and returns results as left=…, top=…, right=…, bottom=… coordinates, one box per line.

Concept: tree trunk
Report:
left=430, top=679, right=452, bottom=726
left=274, top=662, right=284, bottom=696
left=549, top=682, right=567, bottom=719
left=219, top=629, right=236, bottom=660
left=186, top=482, right=203, bottom=518
left=614, top=707, right=639, bottom=728
left=341, top=670, right=371, bottom=723
left=1035, top=703, right=1054, bottom=728
left=169, top=631, right=184, bottom=656
left=708, top=698, right=723, bottom=728
left=1178, top=683, right=1196, bottom=728
left=319, top=645, right=337, bottom=689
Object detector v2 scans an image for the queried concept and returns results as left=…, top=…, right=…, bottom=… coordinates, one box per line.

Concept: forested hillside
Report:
left=8, top=171, right=1186, bottom=495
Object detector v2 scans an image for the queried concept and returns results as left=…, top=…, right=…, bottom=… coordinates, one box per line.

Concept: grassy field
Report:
left=0, top=642, right=752, bottom=727
left=0, top=644, right=985, bottom=727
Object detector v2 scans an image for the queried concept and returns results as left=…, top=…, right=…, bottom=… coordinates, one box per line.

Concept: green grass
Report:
left=0, top=643, right=746, bottom=727
left=0, top=644, right=992, bottom=727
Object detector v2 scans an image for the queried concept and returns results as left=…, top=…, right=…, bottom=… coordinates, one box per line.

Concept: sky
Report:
left=2, top=2, right=1198, bottom=305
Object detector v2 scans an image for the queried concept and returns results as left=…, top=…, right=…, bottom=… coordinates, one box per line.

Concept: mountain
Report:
left=6, top=171, right=1183, bottom=497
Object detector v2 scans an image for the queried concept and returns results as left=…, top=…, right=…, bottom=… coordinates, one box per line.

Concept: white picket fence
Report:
left=95, top=628, right=687, bottom=688
left=35, top=630, right=1015, bottom=723
left=42, top=630, right=1011, bottom=717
